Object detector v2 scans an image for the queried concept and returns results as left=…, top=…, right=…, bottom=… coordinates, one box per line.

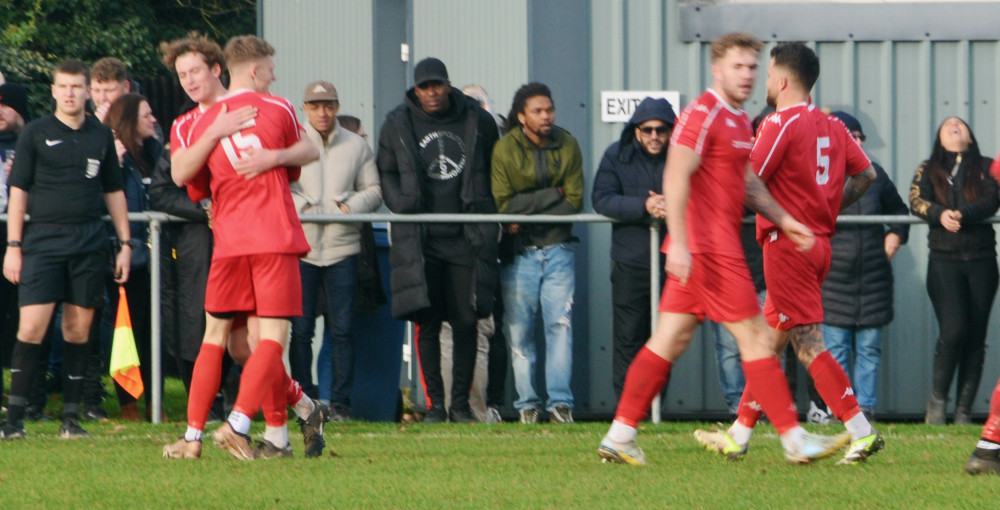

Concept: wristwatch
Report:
left=7, top=240, right=21, bottom=247
left=119, top=239, right=136, bottom=249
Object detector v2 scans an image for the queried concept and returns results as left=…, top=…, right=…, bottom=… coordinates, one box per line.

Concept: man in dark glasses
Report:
left=592, top=97, right=675, bottom=403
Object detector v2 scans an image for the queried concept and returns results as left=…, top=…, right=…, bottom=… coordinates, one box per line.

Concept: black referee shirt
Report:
left=8, top=114, right=123, bottom=224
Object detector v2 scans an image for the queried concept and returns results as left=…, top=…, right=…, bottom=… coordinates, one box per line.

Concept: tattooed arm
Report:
left=744, top=164, right=815, bottom=252
left=840, top=164, right=877, bottom=211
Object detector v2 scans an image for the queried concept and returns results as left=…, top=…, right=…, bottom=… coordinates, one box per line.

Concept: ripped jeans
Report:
left=501, top=243, right=575, bottom=411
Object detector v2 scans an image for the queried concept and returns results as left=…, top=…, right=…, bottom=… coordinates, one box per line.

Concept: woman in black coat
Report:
left=910, top=116, right=999, bottom=425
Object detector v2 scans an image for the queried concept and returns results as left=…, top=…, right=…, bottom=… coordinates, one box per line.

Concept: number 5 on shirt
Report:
left=816, top=136, right=830, bottom=185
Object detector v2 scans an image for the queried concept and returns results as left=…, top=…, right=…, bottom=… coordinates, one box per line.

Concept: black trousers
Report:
left=926, top=257, right=999, bottom=411
left=611, top=261, right=655, bottom=402
left=416, top=256, right=477, bottom=412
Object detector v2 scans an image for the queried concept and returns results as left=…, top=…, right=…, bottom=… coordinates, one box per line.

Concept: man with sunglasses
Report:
left=592, top=97, right=675, bottom=402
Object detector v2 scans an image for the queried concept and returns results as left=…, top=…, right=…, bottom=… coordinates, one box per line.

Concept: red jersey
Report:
left=751, top=103, right=870, bottom=241
left=186, top=89, right=309, bottom=258
left=169, top=106, right=212, bottom=203
left=666, top=89, right=755, bottom=256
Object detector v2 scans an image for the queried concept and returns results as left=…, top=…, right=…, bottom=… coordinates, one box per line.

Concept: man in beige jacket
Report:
left=290, top=80, right=382, bottom=421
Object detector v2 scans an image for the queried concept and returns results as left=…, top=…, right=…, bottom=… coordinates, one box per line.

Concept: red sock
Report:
left=187, top=343, right=224, bottom=430
left=285, top=374, right=305, bottom=407
left=742, top=357, right=799, bottom=434
left=735, top=388, right=764, bottom=428
left=981, top=379, right=1000, bottom=443
left=614, top=346, right=672, bottom=427
left=263, top=369, right=288, bottom=427
left=808, top=351, right=861, bottom=422
left=233, top=339, right=284, bottom=418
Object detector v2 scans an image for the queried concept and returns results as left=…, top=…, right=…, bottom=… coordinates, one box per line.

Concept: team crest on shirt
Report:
left=85, top=158, right=100, bottom=179
left=725, top=118, right=737, bottom=128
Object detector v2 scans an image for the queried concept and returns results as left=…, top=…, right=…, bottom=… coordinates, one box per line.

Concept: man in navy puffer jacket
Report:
left=592, top=97, right=674, bottom=401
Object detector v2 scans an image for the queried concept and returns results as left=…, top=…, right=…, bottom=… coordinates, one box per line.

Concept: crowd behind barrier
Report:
left=0, top=210, right=955, bottom=424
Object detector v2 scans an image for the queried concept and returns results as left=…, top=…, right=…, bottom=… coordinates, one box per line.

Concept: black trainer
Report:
left=25, top=406, right=53, bottom=422
left=966, top=448, right=1000, bottom=475
left=58, top=418, right=90, bottom=439
left=81, top=405, right=109, bottom=422
left=423, top=406, right=447, bottom=424
left=0, top=420, right=26, bottom=440
left=449, top=407, right=477, bottom=423
left=328, top=403, right=351, bottom=423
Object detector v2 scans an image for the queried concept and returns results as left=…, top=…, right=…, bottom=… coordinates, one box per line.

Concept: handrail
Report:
left=0, top=211, right=961, bottom=423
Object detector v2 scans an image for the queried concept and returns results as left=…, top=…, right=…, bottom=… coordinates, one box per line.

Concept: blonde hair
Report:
left=223, top=35, right=275, bottom=69
left=710, top=32, right=763, bottom=62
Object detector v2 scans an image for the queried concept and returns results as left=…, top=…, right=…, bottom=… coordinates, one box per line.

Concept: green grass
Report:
left=4, top=378, right=1000, bottom=509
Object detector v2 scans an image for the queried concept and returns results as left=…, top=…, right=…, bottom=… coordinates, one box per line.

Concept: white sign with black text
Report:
left=600, top=90, right=681, bottom=123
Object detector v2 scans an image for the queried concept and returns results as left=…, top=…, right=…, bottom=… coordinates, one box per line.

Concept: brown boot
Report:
left=120, top=402, right=141, bottom=422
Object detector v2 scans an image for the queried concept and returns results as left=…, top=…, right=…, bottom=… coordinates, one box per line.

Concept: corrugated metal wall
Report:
left=264, top=0, right=1000, bottom=419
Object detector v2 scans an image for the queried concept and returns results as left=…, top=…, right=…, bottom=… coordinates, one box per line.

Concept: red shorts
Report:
left=205, top=254, right=302, bottom=317
left=658, top=252, right=760, bottom=323
left=762, top=233, right=831, bottom=330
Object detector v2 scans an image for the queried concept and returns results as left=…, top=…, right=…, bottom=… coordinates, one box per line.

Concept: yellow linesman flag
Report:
left=110, top=285, right=144, bottom=399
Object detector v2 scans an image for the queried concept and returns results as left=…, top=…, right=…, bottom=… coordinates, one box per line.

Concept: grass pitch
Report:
left=2, top=379, right=1000, bottom=508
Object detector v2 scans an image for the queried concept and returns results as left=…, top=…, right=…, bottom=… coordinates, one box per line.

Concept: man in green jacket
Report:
left=491, top=82, right=583, bottom=424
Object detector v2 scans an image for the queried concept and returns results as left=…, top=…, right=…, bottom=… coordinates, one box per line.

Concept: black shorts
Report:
left=19, top=221, right=110, bottom=308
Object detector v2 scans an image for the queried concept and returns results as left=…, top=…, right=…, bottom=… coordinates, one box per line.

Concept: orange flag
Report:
left=110, top=286, right=144, bottom=399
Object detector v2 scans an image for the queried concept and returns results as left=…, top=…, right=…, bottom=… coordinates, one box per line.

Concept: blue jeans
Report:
left=822, top=325, right=881, bottom=410
left=289, top=256, right=357, bottom=406
left=501, top=243, right=575, bottom=411
left=709, top=290, right=766, bottom=413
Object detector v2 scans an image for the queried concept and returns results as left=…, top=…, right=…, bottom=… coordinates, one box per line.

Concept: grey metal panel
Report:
left=259, top=0, right=1000, bottom=419
left=678, top=2, right=1000, bottom=42
left=410, top=0, right=529, bottom=117
left=262, top=0, right=378, bottom=140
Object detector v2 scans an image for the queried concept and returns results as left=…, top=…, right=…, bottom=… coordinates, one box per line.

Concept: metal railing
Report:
left=0, top=212, right=972, bottom=423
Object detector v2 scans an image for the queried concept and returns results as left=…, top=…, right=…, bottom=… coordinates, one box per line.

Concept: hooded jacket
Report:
left=822, top=163, right=910, bottom=327
left=376, top=87, right=500, bottom=321
left=592, top=97, right=674, bottom=268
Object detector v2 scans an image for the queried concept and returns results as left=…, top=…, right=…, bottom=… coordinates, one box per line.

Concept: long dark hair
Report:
left=926, top=117, right=986, bottom=205
left=503, top=82, right=552, bottom=133
left=105, top=93, right=152, bottom=176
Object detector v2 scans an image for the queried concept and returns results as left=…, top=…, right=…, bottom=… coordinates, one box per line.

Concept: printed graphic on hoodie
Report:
left=419, top=130, right=466, bottom=181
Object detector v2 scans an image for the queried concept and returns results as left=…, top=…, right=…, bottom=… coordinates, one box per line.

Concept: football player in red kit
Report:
left=598, top=33, right=849, bottom=466
left=696, top=42, right=882, bottom=465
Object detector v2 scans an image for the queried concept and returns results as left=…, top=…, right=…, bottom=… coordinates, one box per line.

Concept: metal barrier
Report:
left=0, top=212, right=969, bottom=423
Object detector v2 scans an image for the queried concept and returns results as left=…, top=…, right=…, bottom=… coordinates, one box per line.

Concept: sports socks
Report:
left=286, top=375, right=315, bottom=420
left=980, top=379, right=1000, bottom=444
left=734, top=389, right=764, bottom=429
left=263, top=425, right=290, bottom=449
left=7, top=340, right=43, bottom=423
left=741, top=357, right=799, bottom=434
left=809, top=351, right=869, bottom=437
left=61, top=341, right=90, bottom=419
left=230, top=339, right=285, bottom=436
left=186, top=343, right=225, bottom=431
left=612, top=346, right=672, bottom=428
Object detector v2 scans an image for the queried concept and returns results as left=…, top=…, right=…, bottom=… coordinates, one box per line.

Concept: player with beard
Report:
left=598, top=33, right=850, bottom=466
left=695, top=42, right=882, bottom=465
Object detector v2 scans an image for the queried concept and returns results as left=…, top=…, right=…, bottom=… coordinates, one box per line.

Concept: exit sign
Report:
left=600, top=90, right=681, bottom=123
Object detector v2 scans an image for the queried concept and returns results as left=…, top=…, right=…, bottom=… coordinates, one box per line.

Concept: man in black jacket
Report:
left=592, top=97, right=673, bottom=402
left=376, top=57, right=500, bottom=423
left=821, top=111, right=909, bottom=422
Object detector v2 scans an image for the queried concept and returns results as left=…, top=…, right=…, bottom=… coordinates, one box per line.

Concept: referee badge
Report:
left=86, top=158, right=100, bottom=179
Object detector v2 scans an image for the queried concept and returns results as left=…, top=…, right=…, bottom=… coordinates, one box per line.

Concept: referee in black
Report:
left=1, top=59, right=133, bottom=439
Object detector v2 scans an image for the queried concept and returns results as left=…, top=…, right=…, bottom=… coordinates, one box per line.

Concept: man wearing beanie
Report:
left=592, top=97, right=674, bottom=402
left=821, top=110, right=909, bottom=422
left=376, top=57, right=500, bottom=423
